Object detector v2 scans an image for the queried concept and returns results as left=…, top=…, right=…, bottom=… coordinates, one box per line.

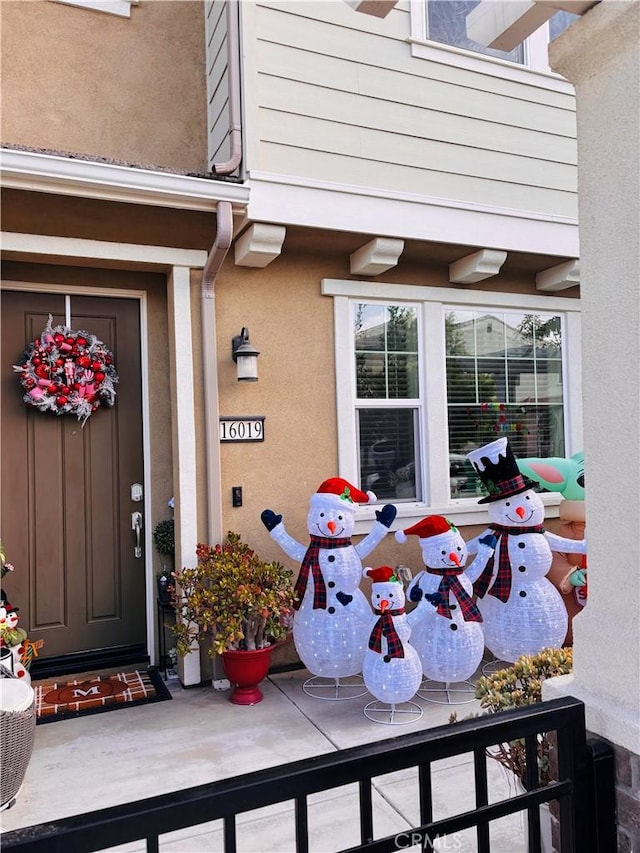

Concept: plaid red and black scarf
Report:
left=293, top=536, right=352, bottom=610
left=368, top=608, right=406, bottom=659
left=426, top=567, right=482, bottom=622
left=473, top=522, right=546, bottom=602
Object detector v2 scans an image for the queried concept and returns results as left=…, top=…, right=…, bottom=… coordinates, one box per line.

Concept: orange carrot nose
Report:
left=379, top=599, right=389, bottom=612
left=449, top=552, right=461, bottom=566
left=327, top=520, right=337, bottom=533
left=516, top=506, right=526, bottom=519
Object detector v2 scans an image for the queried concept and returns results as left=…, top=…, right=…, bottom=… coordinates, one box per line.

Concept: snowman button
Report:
left=518, top=565, right=526, bottom=572
left=449, top=603, right=457, bottom=610
left=518, top=542, right=526, bottom=549
left=328, top=555, right=336, bottom=562
left=450, top=623, right=458, bottom=631
left=519, top=590, right=527, bottom=598
left=328, top=581, right=336, bottom=588
left=383, top=655, right=391, bottom=663
left=328, top=606, right=336, bottom=614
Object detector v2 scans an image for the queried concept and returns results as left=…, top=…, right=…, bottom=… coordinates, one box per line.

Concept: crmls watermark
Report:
left=394, top=831, right=463, bottom=850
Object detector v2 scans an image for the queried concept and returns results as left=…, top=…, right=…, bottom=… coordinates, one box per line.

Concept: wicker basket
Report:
left=0, top=668, right=36, bottom=810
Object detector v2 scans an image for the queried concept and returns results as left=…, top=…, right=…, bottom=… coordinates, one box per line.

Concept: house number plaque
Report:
left=219, top=416, right=265, bottom=443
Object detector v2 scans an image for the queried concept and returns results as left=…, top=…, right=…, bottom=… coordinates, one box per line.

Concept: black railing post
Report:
left=587, top=738, right=617, bottom=853
left=358, top=778, right=374, bottom=845
left=556, top=698, right=588, bottom=852
left=473, top=748, right=490, bottom=853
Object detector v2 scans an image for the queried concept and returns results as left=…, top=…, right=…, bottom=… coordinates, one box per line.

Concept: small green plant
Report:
left=473, top=647, right=574, bottom=787
left=152, top=519, right=175, bottom=557
left=172, top=531, right=297, bottom=657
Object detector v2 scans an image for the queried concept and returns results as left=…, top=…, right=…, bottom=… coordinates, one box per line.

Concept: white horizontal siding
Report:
left=242, top=1, right=577, bottom=218
left=260, top=143, right=576, bottom=217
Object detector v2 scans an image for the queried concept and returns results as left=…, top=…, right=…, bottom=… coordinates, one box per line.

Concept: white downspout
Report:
left=212, top=0, right=242, bottom=176
left=201, top=199, right=233, bottom=545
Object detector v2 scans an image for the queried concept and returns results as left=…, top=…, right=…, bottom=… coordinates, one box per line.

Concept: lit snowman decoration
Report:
left=465, top=437, right=587, bottom=663
left=395, top=515, right=496, bottom=686
left=359, top=566, right=423, bottom=720
left=261, top=478, right=396, bottom=688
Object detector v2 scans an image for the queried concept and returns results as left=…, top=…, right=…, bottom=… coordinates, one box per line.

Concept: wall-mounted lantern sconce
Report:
left=231, top=327, right=260, bottom=382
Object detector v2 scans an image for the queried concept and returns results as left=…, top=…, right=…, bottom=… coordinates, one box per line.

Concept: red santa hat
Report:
left=395, top=515, right=456, bottom=544
left=364, top=566, right=400, bottom=584
left=311, top=477, right=376, bottom=510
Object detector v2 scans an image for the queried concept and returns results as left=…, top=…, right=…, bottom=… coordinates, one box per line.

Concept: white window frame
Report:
left=323, top=278, right=582, bottom=531
left=408, top=0, right=574, bottom=95
left=50, top=0, right=138, bottom=18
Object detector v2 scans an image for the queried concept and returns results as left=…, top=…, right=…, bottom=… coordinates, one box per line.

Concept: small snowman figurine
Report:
left=360, top=566, right=423, bottom=718
left=261, top=478, right=396, bottom=690
left=395, top=515, right=496, bottom=688
left=0, top=602, right=31, bottom=683
left=466, top=437, right=587, bottom=663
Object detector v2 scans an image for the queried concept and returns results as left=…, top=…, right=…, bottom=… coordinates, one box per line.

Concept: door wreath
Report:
left=13, top=315, right=118, bottom=425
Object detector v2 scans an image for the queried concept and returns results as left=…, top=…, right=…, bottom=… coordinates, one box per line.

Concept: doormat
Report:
left=32, top=669, right=172, bottom=724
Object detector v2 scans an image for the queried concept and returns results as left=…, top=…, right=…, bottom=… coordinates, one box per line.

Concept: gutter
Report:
left=201, top=199, right=233, bottom=545
left=212, top=0, right=243, bottom=176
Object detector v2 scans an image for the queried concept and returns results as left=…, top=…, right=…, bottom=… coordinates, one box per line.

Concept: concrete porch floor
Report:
left=0, top=666, right=533, bottom=852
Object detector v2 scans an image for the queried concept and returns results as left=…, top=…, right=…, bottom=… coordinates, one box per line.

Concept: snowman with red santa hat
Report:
left=465, top=436, right=586, bottom=663
left=261, top=478, right=396, bottom=696
left=395, top=515, right=495, bottom=695
left=360, top=566, right=423, bottom=723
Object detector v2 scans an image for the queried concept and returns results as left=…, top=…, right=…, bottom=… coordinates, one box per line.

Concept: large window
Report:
left=325, top=280, right=582, bottom=526
left=446, top=309, right=565, bottom=497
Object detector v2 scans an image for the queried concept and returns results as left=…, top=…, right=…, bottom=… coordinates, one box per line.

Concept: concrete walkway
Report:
left=0, top=666, right=532, bottom=852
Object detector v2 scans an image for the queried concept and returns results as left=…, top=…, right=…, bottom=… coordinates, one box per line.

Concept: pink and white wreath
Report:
left=13, top=315, right=118, bottom=425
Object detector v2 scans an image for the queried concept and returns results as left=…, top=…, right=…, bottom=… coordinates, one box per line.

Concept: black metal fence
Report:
left=2, top=696, right=615, bottom=853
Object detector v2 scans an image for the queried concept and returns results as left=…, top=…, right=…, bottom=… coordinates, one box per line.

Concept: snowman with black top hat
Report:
left=465, top=436, right=586, bottom=663
left=261, top=477, right=396, bottom=697
left=395, top=515, right=495, bottom=697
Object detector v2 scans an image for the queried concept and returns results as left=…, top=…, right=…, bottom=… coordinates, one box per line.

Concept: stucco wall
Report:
left=0, top=0, right=207, bottom=172
left=212, top=247, right=570, bottom=577
left=545, top=0, right=640, bottom=759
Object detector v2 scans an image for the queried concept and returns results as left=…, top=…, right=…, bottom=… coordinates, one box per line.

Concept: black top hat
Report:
left=466, top=437, right=537, bottom=504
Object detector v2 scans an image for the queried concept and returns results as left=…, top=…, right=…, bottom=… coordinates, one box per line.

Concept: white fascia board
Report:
left=0, top=149, right=249, bottom=212
left=1, top=231, right=208, bottom=270
left=246, top=172, right=579, bottom=258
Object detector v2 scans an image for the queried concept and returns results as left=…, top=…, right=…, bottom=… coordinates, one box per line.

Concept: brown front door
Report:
left=1, top=289, right=146, bottom=662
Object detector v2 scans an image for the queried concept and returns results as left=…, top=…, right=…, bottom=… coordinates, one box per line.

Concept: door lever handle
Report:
left=131, top=511, right=143, bottom=558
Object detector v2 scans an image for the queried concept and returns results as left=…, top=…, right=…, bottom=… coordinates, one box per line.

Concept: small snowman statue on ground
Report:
left=358, top=566, right=423, bottom=723
left=261, top=477, right=396, bottom=696
left=466, top=437, right=587, bottom=663
left=0, top=602, right=31, bottom=683
left=395, top=515, right=496, bottom=694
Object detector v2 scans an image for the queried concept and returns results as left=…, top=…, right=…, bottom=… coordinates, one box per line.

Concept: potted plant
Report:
left=471, top=647, right=574, bottom=853
left=473, top=647, right=573, bottom=789
left=152, top=518, right=175, bottom=604
left=172, top=531, right=297, bottom=704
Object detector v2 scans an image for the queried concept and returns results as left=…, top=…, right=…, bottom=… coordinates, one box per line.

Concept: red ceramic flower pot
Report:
left=221, top=646, right=273, bottom=705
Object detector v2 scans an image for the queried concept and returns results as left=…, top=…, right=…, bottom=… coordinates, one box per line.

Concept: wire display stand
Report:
left=481, top=657, right=512, bottom=676
left=363, top=699, right=423, bottom=725
left=416, top=678, right=477, bottom=705
left=302, top=674, right=369, bottom=700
